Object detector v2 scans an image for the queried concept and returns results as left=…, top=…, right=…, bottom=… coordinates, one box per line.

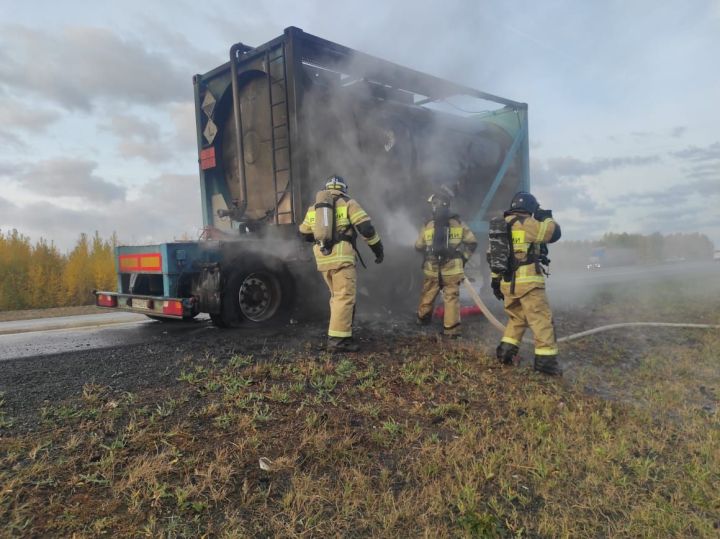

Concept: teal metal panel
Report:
left=467, top=105, right=530, bottom=237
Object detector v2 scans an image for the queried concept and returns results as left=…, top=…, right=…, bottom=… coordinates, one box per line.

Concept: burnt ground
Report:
left=1, top=290, right=718, bottom=436
left=1, top=271, right=719, bottom=537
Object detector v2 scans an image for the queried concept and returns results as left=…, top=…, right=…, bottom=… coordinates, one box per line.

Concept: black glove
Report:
left=534, top=208, right=553, bottom=221
left=370, top=241, right=384, bottom=264
left=491, top=277, right=504, bottom=301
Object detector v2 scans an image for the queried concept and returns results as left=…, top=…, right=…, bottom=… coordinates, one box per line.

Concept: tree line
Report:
left=0, top=229, right=116, bottom=311
left=1, top=228, right=715, bottom=311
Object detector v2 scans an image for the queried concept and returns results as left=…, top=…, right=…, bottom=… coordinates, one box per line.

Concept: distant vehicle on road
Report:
left=585, top=246, right=605, bottom=270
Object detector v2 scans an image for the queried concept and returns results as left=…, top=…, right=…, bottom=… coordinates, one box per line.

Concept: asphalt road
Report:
left=0, top=313, right=211, bottom=360
left=0, top=261, right=716, bottom=361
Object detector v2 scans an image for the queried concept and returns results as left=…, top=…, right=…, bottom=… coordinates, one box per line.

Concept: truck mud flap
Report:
left=194, top=264, right=222, bottom=314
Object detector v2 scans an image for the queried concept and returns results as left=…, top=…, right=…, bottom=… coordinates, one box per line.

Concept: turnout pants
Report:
left=417, top=276, right=462, bottom=335
left=321, top=265, right=356, bottom=338
left=501, top=287, right=557, bottom=355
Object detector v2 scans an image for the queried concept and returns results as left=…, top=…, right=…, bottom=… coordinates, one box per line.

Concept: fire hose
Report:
left=462, top=279, right=720, bottom=343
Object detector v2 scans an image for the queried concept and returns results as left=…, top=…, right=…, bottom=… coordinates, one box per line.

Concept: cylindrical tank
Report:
left=214, top=61, right=523, bottom=245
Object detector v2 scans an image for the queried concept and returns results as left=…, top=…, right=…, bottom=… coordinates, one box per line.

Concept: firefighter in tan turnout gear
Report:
left=416, top=192, right=478, bottom=337
left=489, top=192, right=562, bottom=375
left=299, top=175, right=384, bottom=352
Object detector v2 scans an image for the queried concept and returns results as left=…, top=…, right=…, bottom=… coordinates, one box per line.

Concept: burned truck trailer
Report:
left=95, top=27, right=529, bottom=326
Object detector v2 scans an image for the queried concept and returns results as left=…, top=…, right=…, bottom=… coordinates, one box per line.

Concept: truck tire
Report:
left=213, top=261, right=294, bottom=328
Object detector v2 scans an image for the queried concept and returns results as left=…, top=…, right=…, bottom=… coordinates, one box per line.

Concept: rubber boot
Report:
left=327, top=337, right=359, bottom=353
left=442, top=322, right=461, bottom=339
left=534, top=354, right=562, bottom=376
left=416, top=314, right=432, bottom=326
left=496, top=342, right=519, bottom=365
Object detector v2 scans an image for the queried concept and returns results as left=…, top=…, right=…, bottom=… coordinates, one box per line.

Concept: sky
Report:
left=0, top=0, right=718, bottom=251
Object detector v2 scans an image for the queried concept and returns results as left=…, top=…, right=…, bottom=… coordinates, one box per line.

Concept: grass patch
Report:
left=1, top=276, right=719, bottom=536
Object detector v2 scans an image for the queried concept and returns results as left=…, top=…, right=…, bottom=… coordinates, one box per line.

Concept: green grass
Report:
left=1, top=277, right=719, bottom=537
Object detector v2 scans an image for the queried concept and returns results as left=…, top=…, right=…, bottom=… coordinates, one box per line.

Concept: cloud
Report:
left=0, top=130, right=25, bottom=149
left=0, top=25, right=189, bottom=111
left=101, top=113, right=161, bottom=141
left=168, top=102, right=199, bottom=153
left=0, top=98, right=62, bottom=151
left=545, top=154, right=661, bottom=178
left=610, top=177, right=720, bottom=209
left=0, top=195, right=17, bottom=213
left=99, top=113, right=174, bottom=163
left=685, top=162, right=720, bottom=180
left=670, top=126, right=686, bottom=138
left=529, top=157, right=616, bottom=240
left=0, top=99, right=61, bottom=132
left=12, top=159, right=126, bottom=202
left=671, top=142, right=720, bottom=162
left=0, top=173, right=201, bottom=251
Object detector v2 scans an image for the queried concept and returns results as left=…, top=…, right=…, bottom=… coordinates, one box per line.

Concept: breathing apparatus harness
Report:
left=423, top=214, right=468, bottom=288
left=503, top=212, right=551, bottom=294
left=314, top=190, right=367, bottom=269
left=424, top=192, right=468, bottom=288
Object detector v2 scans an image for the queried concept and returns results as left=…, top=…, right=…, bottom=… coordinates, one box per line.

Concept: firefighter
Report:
left=298, top=175, right=384, bottom=352
left=415, top=192, right=477, bottom=337
left=491, top=192, right=562, bottom=375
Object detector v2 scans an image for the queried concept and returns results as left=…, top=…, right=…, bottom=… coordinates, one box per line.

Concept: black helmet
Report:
left=509, top=191, right=539, bottom=214
left=428, top=192, right=451, bottom=221
left=427, top=192, right=451, bottom=207
left=325, top=174, right=348, bottom=193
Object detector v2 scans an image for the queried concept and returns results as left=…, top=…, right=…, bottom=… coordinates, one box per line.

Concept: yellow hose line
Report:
left=462, top=279, right=507, bottom=332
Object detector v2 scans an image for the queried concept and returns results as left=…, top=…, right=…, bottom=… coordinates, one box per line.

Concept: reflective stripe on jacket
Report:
left=298, top=190, right=379, bottom=271
left=414, top=217, right=477, bottom=279
left=498, top=213, right=559, bottom=295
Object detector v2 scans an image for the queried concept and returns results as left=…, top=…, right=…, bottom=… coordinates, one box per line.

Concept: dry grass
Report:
left=1, top=279, right=719, bottom=537
left=0, top=304, right=101, bottom=322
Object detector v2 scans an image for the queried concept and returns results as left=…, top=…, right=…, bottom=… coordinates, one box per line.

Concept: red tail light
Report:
left=162, top=300, right=184, bottom=316
left=97, top=294, right=117, bottom=307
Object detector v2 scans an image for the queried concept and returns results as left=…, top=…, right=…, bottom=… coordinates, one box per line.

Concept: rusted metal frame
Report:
left=295, top=28, right=523, bottom=108
left=229, top=43, right=249, bottom=220
left=279, top=40, right=295, bottom=223
left=192, top=73, right=212, bottom=228
left=284, top=27, right=304, bottom=225
left=265, top=48, right=281, bottom=224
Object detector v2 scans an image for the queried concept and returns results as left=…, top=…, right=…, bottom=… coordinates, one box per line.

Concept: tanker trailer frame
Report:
left=94, top=26, right=530, bottom=327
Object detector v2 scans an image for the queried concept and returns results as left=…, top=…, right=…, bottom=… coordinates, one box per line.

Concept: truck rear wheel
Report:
left=212, top=262, right=293, bottom=328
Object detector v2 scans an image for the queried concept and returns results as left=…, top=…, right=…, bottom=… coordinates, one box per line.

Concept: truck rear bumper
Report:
left=94, top=291, right=195, bottom=319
